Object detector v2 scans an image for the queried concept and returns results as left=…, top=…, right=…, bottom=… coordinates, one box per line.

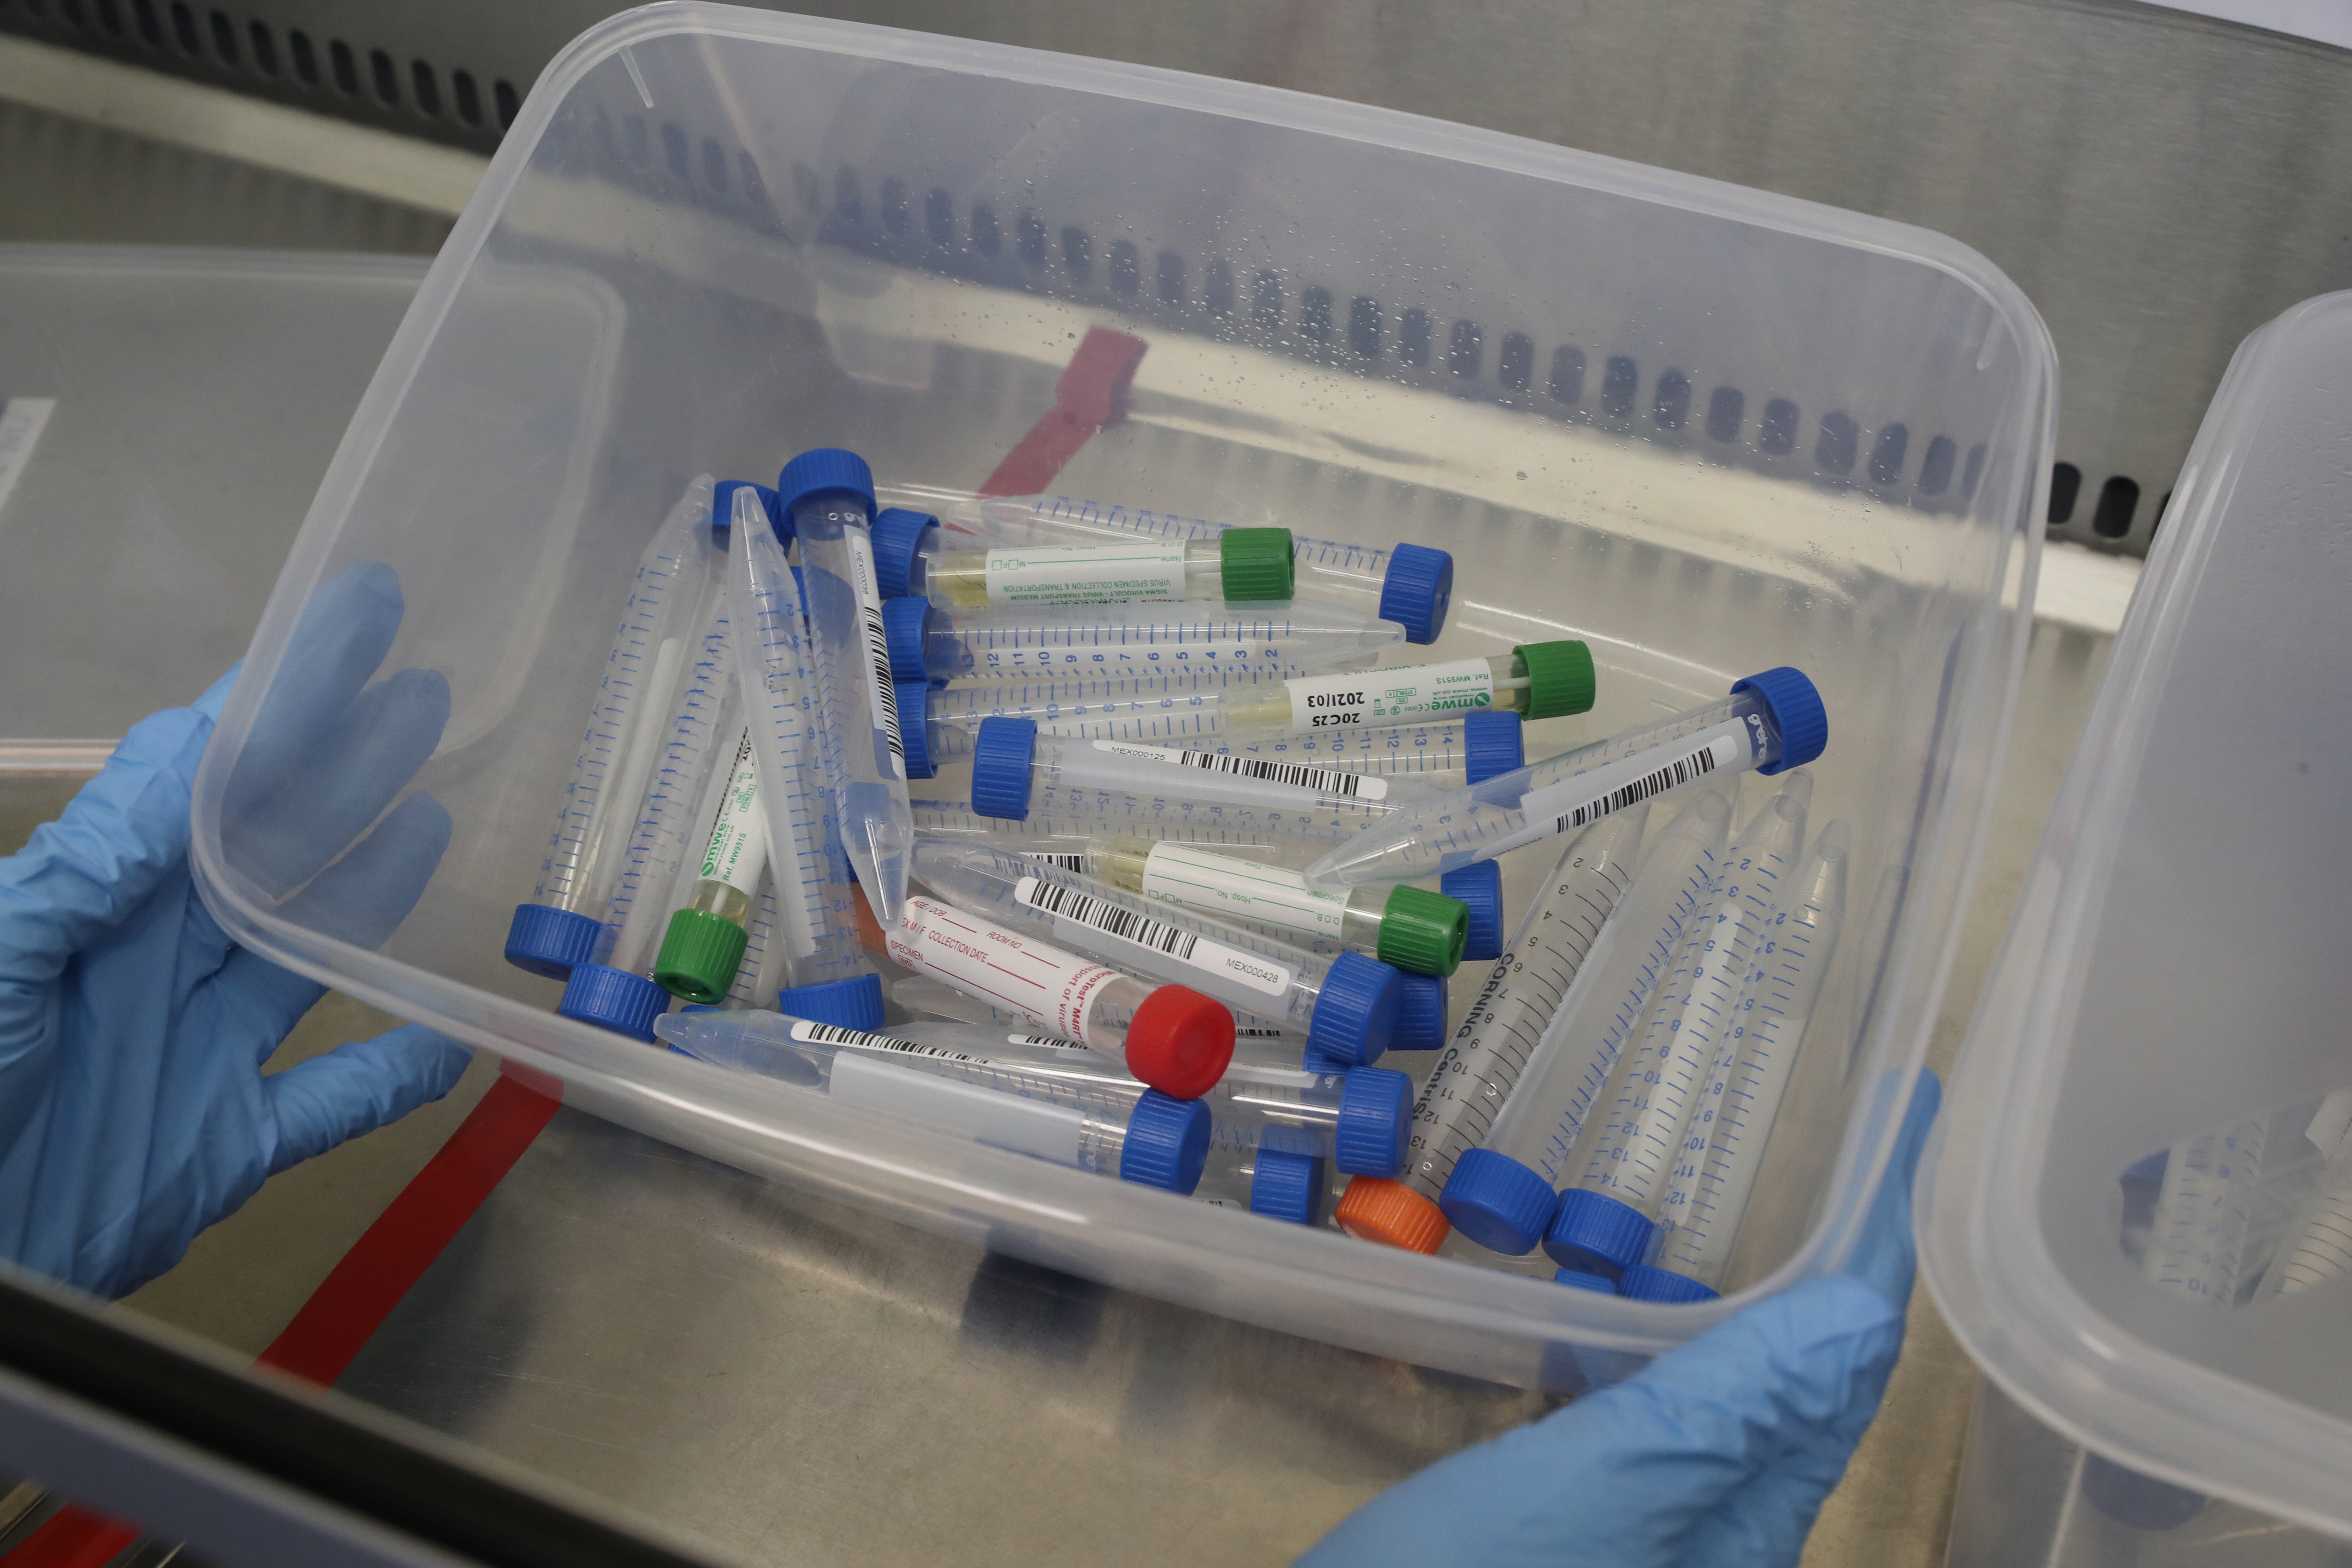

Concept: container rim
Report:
left=1920, top=291, right=2352, bottom=1541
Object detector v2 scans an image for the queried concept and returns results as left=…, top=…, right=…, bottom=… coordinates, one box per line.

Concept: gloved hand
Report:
left=1298, top=1071, right=1942, bottom=1568
left=0, top=563, right=472, bottom=1301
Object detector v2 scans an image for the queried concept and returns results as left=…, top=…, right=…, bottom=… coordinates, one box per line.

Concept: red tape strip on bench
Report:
left=978, top=327, right=1148, bottom=496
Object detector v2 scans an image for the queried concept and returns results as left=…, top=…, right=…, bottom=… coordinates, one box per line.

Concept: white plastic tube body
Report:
left=726, top=489, right=874, bottom=992
left=1571, top=780, right=1815, bottom=1222
left=793, top=491, right=913, bottom=925
left=530, top=476, right=715, bottom=921
left=907, top=598, right=1402, bottom=683
left=914, top=537, right=1230, bottom=609
left=1305, top=690, right=1780, bottom=889
left=1400, top=811, right=1649, bottom=1202
left=1642, top=820, right=1846, bottom=1291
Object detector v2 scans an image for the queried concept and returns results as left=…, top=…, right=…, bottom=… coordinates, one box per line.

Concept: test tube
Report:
left=1302, top=668, right=1827, bottom=891
left=505, top=475, right=719, bottom=978
left=891, top=974, right=1302, bottom=1046
left=654, top=1010, right=1413, bottom=1177
left=908, top=803, right=1303, bottom=871
left=717, top=482, right=884, bottom=1025
left=1199, top=643, right=1593, bottom=747
left=1085, top=836, right=1470, bottom=978
left=1551, top=778, right=1814, bottom=1283
left=911, top=840, right=1431, bottom=1063
left=1435, top=788, right=1731, bottom=1257
left=885, top=893, right=1234, bottom=1096
left=2254, top=1093, right=2352, bottom=1300
left=1335, top=809, right=1649, bottom=1255
left=778, top=447, right=913, bottom=928
left=870, top=515, right=1297, bottom=609
left=878, top=594, right=1403, bottom=684
left=1622, top=821, right=1848, bottom=1301
left=875, top=494, right=1457, bottom=644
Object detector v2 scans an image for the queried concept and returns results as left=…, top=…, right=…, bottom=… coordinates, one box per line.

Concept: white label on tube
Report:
left=886, top=895, right=1125, bottom=1046
left=1013, top=876, right=1295, bottom=999
left=983, top=542, right=1189, bottom=606
left=827, top=1051, right=1088, bottom=1165
left=1283, top=658, right=1495, bottom=734
left=1498, top=724, right=1747, bottom=858
left=698, top=729, right=768, bottom=894
left=1141, top=841, right=1347, bottom=941
left=1087, top=739, right=1389, bottom=802
left=845, top=527, right=907, bottom=779
left=788, top=1019, right=998, bottom=1066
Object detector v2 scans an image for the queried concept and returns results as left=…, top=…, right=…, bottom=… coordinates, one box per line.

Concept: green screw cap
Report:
left=1374, top=885, right=1470, bottom=977
left=1516, top=640, right=1597, bottom=720
left=1218, top=528, right=1297, bottom=601
left=653, top=908, right=750, bottom=1004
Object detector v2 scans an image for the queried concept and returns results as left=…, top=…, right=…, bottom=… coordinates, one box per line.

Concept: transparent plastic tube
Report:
left=880, top=594, right=1402, bottom=683
left=1434, top=789, right=1731, bottom=1257
left=1630, top=820, right=1849, bottom=1300
left=883, top=893, right=1234, bottom=1097
left=907, top=529, right=1296, bottom=610
left=2141, top=1120, right=2267, bottom=1306
left=892, top=974, right=1300, bottom=1045
left=651, top=723, right=767, bottom=1003
left=1553, top=778, right=1815, bottom=1281
left=1333, top=810, right=1648, bottom=1255
left=782, top=450, right=913, bottom=927
left=505, top=476, right=716, bottom=978
left=726, top=484, right=879, bottom=1014
left=1303, top=668, right=1824, bottom=890
left=1087, top=836, right=1468, bottom=977
left=912, top=840, right=1421, bottom=1065
left=652, top=1010, right=1412, bottom=1175
left=893, top=492, right=1456, bottom=646
left=2257, top=1100, right=2352, bottom=1300
left=908, top=783, right=1369, bottom=849
left=1203, top=644, right=1592, bottom=747
left=907, top=805, right=1301, bottom=874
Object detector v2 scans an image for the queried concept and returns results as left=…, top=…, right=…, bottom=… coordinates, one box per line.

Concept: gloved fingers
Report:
left=191, top=661, right=241, bottom=723
left=0, top=700, right=213, bottom=996
left=264, top=1023, right=474, bottom=1176
left=1839, top=1069, right=1942, bottom=1311
left=222, top=562, right=405, bottom=805
left=220, top=666, right=450, bottom=899
left=212, top=793, right=452, bottom=1065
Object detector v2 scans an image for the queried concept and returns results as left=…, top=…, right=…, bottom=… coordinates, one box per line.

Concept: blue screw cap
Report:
left=557, top=963, right=672, bottom=1041
left=1249, top=1150, right=1325, bottom=1224
left=970, top=717, right=1039, bottom=820
left=1461, top=709, right=1523, bottom=784
left=882, top=596, right=931, bottom=683
left=1392, top=972, right=1448, bottom=1050
left=1119, top=1090, right=1213, bottom=1195
left=1378, top=542, right=1454, bottom=645
left=1440, top=861, right=1505, bottom=962
left=1438, top=1148, right=1558, bottom=1256
left=777, top=974, right=886, bottom=1031
left=897, top=681, right=935, bottom=779
left=712, top=480, right=784, bottom=543
left=1335, top=1066, right=1414, bottom=1176
left=504, top=903, right=602, bottom=980
left=1305, top=950, right=1401, bottom=1066
left=870, top=508, right=938, bottom=599
left=1555, top=1268, right=1619, bottom=1293
left=776, top=448, right=876, bottom=522
left=1731, top=666, right=1827, bottom=775
left=1544, top=1188, right=1654, bottom=1276
left=1617, top=1265, right=1721, bottom=1304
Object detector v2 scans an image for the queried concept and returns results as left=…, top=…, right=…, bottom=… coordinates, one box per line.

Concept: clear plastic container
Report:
left=1923, top=293, right=2352, bottom=1548
left=191, top=5, right=2047, bottom=1386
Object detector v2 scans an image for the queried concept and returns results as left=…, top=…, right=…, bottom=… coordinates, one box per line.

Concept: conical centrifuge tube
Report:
left=879, top=594, right=1402, bottom=684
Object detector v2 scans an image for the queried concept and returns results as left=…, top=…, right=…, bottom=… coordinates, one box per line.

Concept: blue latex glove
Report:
left=0, top=563, right=472, bottom=1301
left=1298, top=1071, right=1942, bottom=1568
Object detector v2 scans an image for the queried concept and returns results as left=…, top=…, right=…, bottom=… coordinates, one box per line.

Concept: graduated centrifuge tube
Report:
left=2251, top=1090, right=2352, bottom=1300
left=878, top=494, right=1457, bottom=644
left=911, top=840, right=1424, bottom=1064
left=906, top=803, right=1302, bottom=874
left=650, top=721, right=767, bottom=1004
left=866, top=506, right=1297, bottom=609
left=885, top=892, right=1235, bottom=1097
left=891, top=974, right=1300, bottom=1047
left=778, top=447, right=913, bottom=928
left=1618, top=817, right=1841, bottom=1301
left=1335, top=809, right=1649, bottom=1256
left=910, top=775, right=1371, bottom=852
left=653, top=1010, right=1412, bottom=1178
left=1303, top=668, right=1826, bottom=891
left=1551, top=777, right=1813, bottom=1283
left=1433, top=788, right=1731, bottom=1258
left=710, top=481, right=884, bottom=1025
left=505, top=475, right=720, bottom=980
left=1085, top=836, right=1471, bottom=978
left=1210, top=642, right=1593, bottom=747
left=878, top=594, right=1401, bottom=685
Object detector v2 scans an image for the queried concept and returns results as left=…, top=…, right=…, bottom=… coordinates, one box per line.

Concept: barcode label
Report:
left=1008, top=1032, right=1092, bottom=1053
left=846, top=528, right=907, bottom=778
left=1025, top=852, right=1089, bottom=873
left=1089, top=739, right=1388, bottom=801
left=788, top=1019, right=983, bottom=1065
left=1514, top=726, right=1747, bottom=850
left=1013, top=875, right=1295, bottom=998
left=1562, top=744, right=1718, bottom=828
